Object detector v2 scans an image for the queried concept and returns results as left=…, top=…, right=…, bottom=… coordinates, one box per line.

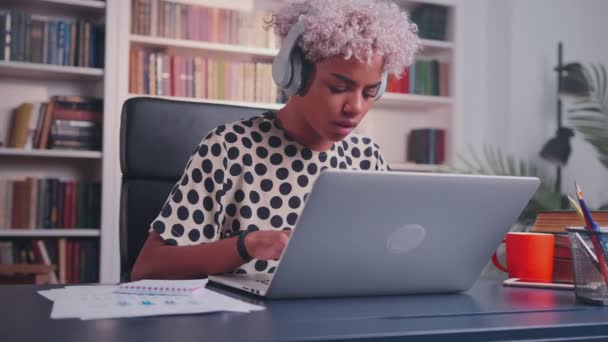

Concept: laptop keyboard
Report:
left=256, top=279, right=270, bottom=285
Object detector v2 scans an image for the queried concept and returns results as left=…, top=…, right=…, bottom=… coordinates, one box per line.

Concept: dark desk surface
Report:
left=4, top=279, right=608, bottom=342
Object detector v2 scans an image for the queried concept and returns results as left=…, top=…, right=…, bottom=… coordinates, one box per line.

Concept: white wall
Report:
left=460, top=0, right=608, bottom=208
left=457, top=0, right=512, bottom=165
left=455, top=0, right=487, bottom=158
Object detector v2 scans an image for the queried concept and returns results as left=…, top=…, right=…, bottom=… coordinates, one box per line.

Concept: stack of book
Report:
left=530, top=210, right=608, bottom=283
left=7, top=96, right=103, bottom=151
left=406, top=128, right=446, bottom=165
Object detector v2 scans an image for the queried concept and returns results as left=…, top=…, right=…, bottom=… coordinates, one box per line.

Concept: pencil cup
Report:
left=566, top=228, right=608, bottom=306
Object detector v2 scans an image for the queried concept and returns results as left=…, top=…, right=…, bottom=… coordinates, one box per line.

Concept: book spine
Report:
left=0, top=13, right=5, bottom=60
left=9, top=11, right=18, bottom=61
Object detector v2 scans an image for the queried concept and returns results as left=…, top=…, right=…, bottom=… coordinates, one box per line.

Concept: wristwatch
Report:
left=237, top=231, right=253, bottom=262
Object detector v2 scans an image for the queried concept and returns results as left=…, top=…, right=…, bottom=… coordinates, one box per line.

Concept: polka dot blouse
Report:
left=149, top=111, right=388, bottom=275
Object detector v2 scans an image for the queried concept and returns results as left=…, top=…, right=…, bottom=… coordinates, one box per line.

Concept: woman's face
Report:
left=296, top=54, right=384, bottom=142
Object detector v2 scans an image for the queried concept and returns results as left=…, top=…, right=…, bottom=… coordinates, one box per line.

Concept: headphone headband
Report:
left=272, top=21, right=387, bottom=100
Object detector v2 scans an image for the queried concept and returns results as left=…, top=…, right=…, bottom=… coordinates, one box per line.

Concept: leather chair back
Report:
left=119, top=97, right=265, bottom=281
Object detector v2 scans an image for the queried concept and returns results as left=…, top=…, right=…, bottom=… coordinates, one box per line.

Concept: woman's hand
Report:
left=244, top=230, right=291, bottom=260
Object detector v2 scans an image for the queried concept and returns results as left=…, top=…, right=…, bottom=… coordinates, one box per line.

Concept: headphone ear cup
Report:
left=374, top=72, right=388, bottom=101
left=282, top=48, right=303, bottom=97
left=272, top=22, right=305, bottom=96
left=272, top=42, right=292, bottom=89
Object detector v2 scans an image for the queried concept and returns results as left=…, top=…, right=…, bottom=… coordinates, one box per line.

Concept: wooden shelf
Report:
left=0, top=148, right=102, bottom=159
left=130, top=35, right=452, bottom=57
left=127, top=94, right=284, bottom=111
left=2, top=0, right=106, bottom=17
left=397, top=0, right=458, bottom=7
left=130, top=35, right=278, bottom=58
left=38, top=0, right=105, bottom=8
left=377, top=93, right=453, bottom=111
left=0, top=61, right=104, bottom=81
left=0, top=229, right=101, bottom=237
left=420, top=39, right=454, bottom=54
left=389, top=162, right=448, bottom=172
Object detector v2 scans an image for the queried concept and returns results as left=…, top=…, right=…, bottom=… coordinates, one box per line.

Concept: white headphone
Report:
left=272, top=21, right=388, bottom=100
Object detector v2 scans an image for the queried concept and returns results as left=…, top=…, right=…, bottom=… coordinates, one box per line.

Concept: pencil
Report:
left=567, top=194, right=600, bottom=266
left=575, top=182, right=608, bottom=285
left=576, top=183, right=602, bottom=232
left=567, top=194, right=585, bottom=222
left=575, top=183, right=608, bottom=252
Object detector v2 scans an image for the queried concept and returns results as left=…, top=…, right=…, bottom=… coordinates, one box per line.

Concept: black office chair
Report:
left=119, top=97, right=265, bottom=281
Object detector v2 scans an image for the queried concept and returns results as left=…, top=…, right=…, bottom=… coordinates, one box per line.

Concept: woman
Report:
left=131, top=0, right=421, bottom=280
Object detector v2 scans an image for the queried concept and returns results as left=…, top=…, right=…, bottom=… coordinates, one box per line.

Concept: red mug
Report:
left=492, top=232, right=555, bottom=282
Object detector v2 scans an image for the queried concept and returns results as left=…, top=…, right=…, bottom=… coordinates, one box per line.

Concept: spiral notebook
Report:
left=115, top=279, right=208, bottom=296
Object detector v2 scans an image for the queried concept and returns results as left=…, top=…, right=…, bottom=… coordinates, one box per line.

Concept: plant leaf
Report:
left=567, top=63, right=608, bottom=171
left=458, top=146, right=561, bottom=224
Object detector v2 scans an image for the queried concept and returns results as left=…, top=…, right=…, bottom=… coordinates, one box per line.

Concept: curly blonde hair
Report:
left=267, top=0, right=422, bottom=77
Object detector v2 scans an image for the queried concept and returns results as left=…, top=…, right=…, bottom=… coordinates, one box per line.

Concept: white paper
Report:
left=37, top=289, right=63, bottom=301
left=43, top=284, right=264, bottom=320
left=80, top=289, right=262, bottom=320
left=38, top=286, right=117, bottom=302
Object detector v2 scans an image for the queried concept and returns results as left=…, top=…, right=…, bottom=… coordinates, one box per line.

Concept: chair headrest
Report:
left=120, top=97, right=266, bottom=180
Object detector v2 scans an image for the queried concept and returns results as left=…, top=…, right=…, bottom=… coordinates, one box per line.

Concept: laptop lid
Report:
left=265, top=170, right=540, bottom=299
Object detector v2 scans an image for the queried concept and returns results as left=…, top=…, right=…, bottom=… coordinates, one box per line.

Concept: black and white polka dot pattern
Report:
left=150, top=111, right=388, bottom=275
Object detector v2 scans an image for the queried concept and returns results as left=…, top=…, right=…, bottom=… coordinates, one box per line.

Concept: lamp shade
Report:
left=540, top=127, right=575, bottom=166
left=559, top=63, right=591, bottom=97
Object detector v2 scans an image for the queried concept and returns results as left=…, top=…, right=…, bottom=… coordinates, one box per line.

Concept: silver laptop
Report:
left=209, top=170, right=540, bottom=299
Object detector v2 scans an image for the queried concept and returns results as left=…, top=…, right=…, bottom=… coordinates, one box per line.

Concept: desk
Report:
left=3, top=279, right=608, bottom=341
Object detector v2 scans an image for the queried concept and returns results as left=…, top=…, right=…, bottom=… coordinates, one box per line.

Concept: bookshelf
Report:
left=0, top=0, right=108, bottom=283
left=362, top=0, right=461, bottom=169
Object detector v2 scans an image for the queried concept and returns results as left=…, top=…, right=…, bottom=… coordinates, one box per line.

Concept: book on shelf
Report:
left=0, top=177, right=101, bottom=230
left=130, top=48, right=285, bottom=104
left=7, top=102, right=34, bottom=148
left=0, top=238, right=98, bottom=284
left=411, top=4, right=449, bottom=41
left=6, top=96, right=103, bottom=151
left=0, top=239, right=59, bottom=284
left=530, top=210, right=608, bottom=283
left=406, top=128, right=446, bottom=165
left=0, top=10, right=105, bottom=68
left=386, top=60, right=449, bottom=97
left=386, top=67, right=410, bottom=94
left=131, top=0, right=278, bottom=49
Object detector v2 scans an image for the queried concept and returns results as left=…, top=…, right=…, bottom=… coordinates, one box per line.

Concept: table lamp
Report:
left=539, top=42, right=590, bottom=207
